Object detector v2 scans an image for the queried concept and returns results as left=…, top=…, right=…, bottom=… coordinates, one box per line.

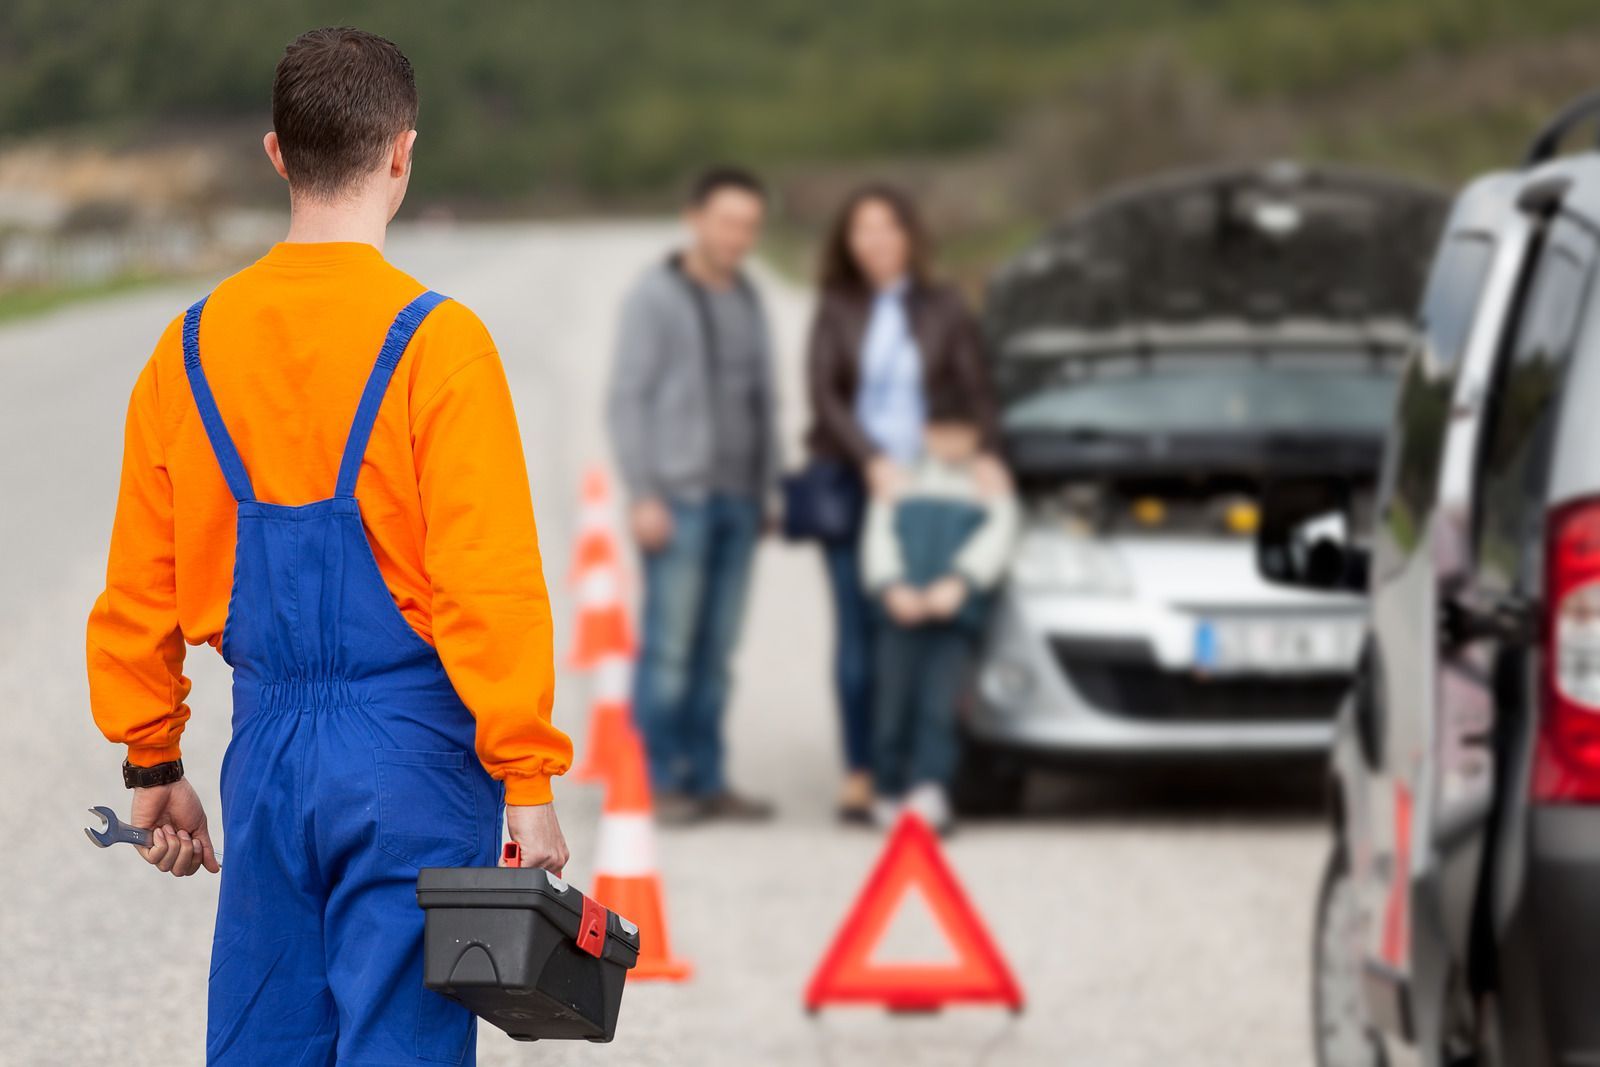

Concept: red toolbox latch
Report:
left=576, top=895, right=609, bottom=958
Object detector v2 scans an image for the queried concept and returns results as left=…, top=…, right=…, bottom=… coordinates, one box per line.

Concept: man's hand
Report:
left=924, top=575, right=969, bottom=620
left=505, top=803, right=570, bottom=875
left=884, top=583, right=926, bottom=627
left=130, top=778, right=220, bottom=877
left=630, top=497, right=674, bottom=552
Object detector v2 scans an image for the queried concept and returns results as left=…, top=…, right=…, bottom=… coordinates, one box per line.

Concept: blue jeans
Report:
left=871, top=622, right=970, bottom=796
left=633, top=493, right=762, bottom=796
left=822, top=539, right=875, bottom=773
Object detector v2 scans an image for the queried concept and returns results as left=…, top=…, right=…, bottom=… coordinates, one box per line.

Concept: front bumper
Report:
left=968, top=584, right=1352, bottom=761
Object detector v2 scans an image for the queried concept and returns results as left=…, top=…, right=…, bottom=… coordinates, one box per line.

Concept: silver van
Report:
left=1261, top=94, right=1600, bottom=1065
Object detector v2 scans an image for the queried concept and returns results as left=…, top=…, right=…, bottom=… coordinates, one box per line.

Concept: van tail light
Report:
left=1535, top=497, right=1600, bottom=802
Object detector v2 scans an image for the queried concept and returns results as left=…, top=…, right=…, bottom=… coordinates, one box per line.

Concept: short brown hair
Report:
left=819, top=182, right=932, bottom=295
left=688, top=165, right=766, bottom=207
left=926, top=381, right=980, bottom=426
left=272, top=27, right=418, bottom=199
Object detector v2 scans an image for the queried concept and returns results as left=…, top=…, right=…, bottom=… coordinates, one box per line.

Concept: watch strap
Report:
left=123, top=757, right=185, bottom=789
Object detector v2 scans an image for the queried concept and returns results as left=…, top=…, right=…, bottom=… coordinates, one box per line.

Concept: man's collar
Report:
left=668, top=250, right=749, bottom=296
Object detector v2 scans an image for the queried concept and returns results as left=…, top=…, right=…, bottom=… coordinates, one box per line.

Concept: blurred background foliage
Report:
left=7, top=0, right=1600, bottom=198
left=5, top=0, right=1600, bottom=293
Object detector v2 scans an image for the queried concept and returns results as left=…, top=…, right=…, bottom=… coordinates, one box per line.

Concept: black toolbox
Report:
left=417, top=864, right=640, bottom=1042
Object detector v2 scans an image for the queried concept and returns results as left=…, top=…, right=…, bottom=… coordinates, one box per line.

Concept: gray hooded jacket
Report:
left=606, top=256, right=781, bottom=503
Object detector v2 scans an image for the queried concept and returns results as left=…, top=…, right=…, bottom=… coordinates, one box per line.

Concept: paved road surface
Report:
left=0, top=221, right=1324, bottom=1066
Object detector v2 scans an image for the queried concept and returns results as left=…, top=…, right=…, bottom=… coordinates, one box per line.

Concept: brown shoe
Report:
left=655, top=791, right=708, bottom=826
left=837, top=771, right=874, bottom=825
left=700, top=789, right=775, bottom=822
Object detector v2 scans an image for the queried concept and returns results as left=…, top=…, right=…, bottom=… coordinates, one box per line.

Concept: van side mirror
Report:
left=1256, top=479, right=1370, bottom=593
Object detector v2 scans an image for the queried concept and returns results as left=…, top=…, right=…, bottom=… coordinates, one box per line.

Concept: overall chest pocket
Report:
left=374, top=748, right=478, bottom=869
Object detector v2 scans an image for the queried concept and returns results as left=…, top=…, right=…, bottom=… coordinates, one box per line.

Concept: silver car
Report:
left=957, top=163, right=1449, bottom=812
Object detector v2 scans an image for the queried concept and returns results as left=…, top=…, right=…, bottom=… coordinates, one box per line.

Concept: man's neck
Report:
left=681, top=246, right=735, bottom=291
left=283, top=192, right=391, bottom=251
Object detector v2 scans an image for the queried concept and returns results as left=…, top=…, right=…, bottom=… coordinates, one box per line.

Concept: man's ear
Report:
left=263, top=131, right=290, bottom=182
left=391, top=130, right=418, bottom=178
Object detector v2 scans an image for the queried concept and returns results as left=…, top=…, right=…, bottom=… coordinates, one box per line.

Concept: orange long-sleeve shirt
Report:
left=86, top=241, right=570, bottom=805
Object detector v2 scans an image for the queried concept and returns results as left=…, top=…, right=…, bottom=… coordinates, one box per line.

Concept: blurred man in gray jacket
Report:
left=606, top=166, right=780, bottom=823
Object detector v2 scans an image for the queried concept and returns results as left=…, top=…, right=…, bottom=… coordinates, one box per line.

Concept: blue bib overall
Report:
left=182, top=291, right=504, bottom=1065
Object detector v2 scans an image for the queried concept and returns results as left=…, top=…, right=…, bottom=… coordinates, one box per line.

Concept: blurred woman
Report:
left=802, top=183, right=998, bottom=822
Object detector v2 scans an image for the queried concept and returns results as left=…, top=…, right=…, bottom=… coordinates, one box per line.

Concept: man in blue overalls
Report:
left=85, top=28, right=572, bottom=1063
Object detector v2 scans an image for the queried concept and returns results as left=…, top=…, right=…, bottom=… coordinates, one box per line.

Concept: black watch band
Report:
left=123, top=757, right=184, bottom=789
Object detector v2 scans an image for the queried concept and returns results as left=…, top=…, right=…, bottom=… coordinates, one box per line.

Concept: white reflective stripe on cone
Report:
left=576, top=504, right=612, bottom=533
left=593, top=813, right=657, bottom=877
left=594, top=655, right=633, bottom=700
left=576, top=567, right=621, bottom=606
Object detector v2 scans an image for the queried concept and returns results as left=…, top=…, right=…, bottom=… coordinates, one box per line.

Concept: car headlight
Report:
left=1010, top=530, right=1132, bottom=596
left=981, top=659, right=1035, bottom=707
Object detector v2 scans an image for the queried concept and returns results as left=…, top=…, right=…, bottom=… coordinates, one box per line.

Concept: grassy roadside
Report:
left=0, top=271, right=179, bottom=325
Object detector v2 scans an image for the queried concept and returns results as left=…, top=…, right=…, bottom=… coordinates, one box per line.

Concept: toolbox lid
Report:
left=417, top=866, right=641, bottom=968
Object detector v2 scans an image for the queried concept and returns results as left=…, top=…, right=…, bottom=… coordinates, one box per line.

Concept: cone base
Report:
left=629, top=958, right=695, bottom=982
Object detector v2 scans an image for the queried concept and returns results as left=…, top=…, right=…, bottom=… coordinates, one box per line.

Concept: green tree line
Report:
left=3, top=0, right=1600, bottom=202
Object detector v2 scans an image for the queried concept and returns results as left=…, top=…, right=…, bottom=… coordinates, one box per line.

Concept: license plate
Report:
left=1194, top=616, right=1361, bottom=673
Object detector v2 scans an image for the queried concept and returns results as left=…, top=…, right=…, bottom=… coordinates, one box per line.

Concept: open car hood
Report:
left=985, top=161, right=1449, bottom=400
left=1006, top=426, right=1387, bottom=484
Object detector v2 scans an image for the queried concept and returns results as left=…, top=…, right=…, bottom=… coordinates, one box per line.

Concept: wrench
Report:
left=84, top=805, right=222, bottom=863
left=84, top=805, right=151, bottom=849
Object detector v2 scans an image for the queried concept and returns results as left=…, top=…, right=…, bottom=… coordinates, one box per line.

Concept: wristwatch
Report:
left=123, top=757, right=185, bottom=789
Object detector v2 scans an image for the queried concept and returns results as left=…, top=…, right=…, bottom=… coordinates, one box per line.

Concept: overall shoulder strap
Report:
left=335, top=290, right=449, bottom=498
left=180, top=295, right=256, bottom=502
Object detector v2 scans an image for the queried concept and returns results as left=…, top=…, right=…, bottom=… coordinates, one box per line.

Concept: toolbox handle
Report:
left=499, top=841, right=566, bottom=881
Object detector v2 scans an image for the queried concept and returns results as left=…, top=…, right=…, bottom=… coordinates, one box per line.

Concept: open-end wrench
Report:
left=84, top=805, right=222, bottom=862
left=84, top=805, right=151, bottom=850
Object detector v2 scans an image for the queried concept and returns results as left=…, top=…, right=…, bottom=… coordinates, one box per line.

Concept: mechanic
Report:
left=83, top=26, right=571, bottom=1064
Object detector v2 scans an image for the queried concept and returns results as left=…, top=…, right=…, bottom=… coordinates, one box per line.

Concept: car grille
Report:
left=1050, top=637, right=1347, bottom=723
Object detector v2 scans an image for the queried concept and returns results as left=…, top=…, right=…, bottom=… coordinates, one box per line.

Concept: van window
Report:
left=1475, top=218, right=1595, bottom=594
left=1376, top=234, right=1496, bottom=564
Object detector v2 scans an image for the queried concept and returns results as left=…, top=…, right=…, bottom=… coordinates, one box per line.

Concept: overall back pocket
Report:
left=374, top=748, right=478, bottom=869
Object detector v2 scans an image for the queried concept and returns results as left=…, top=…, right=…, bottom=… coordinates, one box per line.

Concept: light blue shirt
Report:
left=854, top=280, right=925, bottom=465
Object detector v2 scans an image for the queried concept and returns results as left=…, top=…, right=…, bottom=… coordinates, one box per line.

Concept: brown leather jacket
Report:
left=803, top=281, right=998, bottom=466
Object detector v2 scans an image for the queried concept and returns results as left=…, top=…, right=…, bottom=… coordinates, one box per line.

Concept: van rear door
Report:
left=1419, top=200, right=1594, bottom=1057
left=1477, top=197, right=1600, bottom=1061
left=1361, top=174, right=1526, bottom=1048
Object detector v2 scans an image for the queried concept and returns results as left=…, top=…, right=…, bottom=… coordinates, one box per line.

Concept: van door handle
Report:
left=1441, top=591, right=1538, bottom=648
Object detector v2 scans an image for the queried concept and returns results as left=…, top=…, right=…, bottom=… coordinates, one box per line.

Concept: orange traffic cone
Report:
left=573, top=653, right=633, bottom=783
left=591, top=728, right=693, bottom=981
left=567, top=466, right=635, bottom=670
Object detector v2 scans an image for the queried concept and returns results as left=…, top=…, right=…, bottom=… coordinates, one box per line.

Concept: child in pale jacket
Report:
left=862, top=387, right=1019, bottom=832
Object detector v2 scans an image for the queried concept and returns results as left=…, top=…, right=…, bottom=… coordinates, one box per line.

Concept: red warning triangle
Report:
left=804, top=811, right=1024, bottom=1013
